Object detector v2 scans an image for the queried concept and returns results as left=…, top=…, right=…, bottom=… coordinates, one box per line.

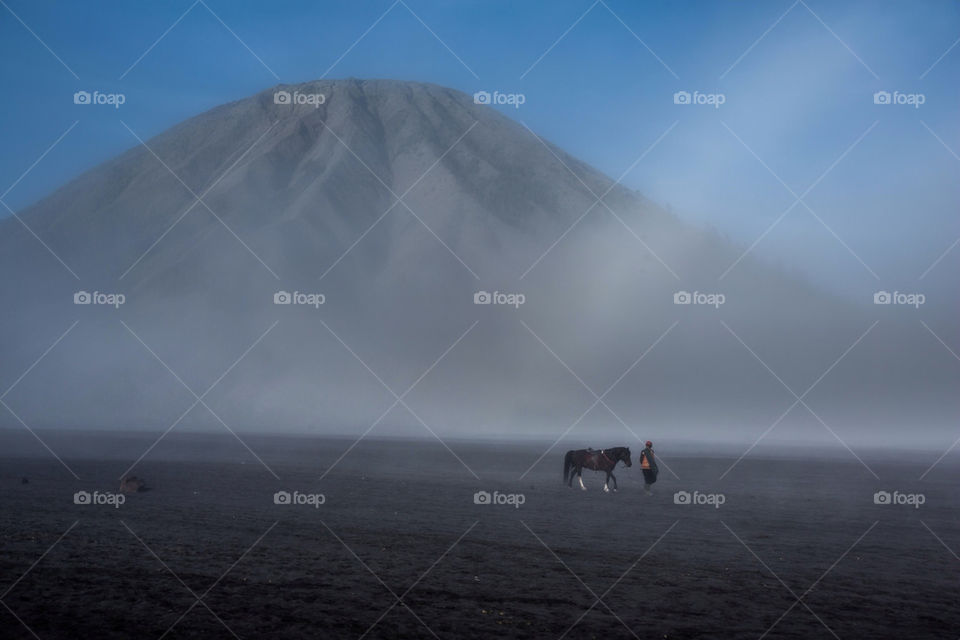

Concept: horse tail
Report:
left=563, top=450, right=574, bottom=483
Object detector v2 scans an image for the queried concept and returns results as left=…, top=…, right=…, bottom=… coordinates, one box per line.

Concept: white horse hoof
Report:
left=603, top=485, right=610, bottom=493
left=580, top=486, right=587, bottom=491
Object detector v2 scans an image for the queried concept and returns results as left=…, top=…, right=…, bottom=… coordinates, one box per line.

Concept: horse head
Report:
left=620, top=447, right=632, bottom=467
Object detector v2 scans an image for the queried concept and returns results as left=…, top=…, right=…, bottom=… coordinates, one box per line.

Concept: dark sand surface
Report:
left=1, top=430, right=958, bottom=639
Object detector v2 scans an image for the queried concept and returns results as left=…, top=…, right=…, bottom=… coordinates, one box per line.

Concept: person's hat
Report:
left=645, top=440, right=653, bottom=447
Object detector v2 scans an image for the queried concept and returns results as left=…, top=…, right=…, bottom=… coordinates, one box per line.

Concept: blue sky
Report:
left=1, top=0, right=958, bottom=293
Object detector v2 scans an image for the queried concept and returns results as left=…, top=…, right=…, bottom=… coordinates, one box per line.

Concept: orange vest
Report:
left=641, top=452, right=651, bottom=469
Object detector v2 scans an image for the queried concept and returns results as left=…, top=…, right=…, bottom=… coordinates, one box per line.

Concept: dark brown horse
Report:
left=563, top=447, right=632, bottom=492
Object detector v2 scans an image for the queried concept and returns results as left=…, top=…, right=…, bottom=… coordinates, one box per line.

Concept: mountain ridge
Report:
left=0, top=78, right=951, bottom=446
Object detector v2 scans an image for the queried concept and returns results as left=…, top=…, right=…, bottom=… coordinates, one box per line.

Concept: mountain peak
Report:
left=0, top=78, right=939, bottom=438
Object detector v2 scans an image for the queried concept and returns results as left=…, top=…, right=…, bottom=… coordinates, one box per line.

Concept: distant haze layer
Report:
left=0, top=79, right=955, bottom=451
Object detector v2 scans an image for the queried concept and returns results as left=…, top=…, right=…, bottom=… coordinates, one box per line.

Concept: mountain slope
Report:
left=0, top=79, right=952, bottom=447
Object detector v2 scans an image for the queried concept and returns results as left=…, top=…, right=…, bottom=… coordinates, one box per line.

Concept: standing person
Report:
left=640, top=441, right=658, bottom=494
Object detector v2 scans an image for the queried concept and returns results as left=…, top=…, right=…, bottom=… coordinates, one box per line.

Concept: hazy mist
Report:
left=1, top=79, right=956, bottom=453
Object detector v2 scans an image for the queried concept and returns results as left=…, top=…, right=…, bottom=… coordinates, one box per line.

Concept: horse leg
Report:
left=610, top=472, right=618, bottom=492
left=578, top=468, right=586, bottom=491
